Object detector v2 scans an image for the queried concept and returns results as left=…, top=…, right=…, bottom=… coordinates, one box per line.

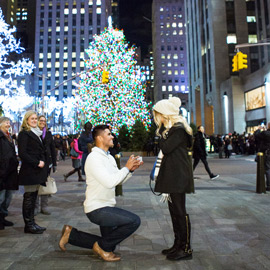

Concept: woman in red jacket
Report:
left=63, top=134, right=84, bottom=182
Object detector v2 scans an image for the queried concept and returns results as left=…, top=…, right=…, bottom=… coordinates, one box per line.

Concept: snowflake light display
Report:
left=77, top=26, right=151, bottom=134
left=0, top=8, right=34, bottom=121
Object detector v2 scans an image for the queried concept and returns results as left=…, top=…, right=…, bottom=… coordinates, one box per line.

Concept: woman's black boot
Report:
left=162, top=213, right=180, bottom=255
left=166, top=214, right=193, bottom=261
left=23, top=192, right=45, bottom=234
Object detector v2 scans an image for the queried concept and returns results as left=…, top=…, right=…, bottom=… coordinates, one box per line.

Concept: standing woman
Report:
left=36, top=115, right=57, bottom=215
left=18, top=111, right=47, bottom=234
left=153, top=97, right=193, bottom=261
left=0, top=117, right=19, bottom=229
left=63, top=134, right=84, bottom=182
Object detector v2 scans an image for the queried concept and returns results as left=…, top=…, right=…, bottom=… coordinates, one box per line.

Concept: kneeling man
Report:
left=59, top=125, right=143, bottom=261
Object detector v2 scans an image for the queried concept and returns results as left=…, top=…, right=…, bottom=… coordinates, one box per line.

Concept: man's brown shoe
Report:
left=93, top=242, right=121, bottom=262
left=59, top=225, right=72, bottom=251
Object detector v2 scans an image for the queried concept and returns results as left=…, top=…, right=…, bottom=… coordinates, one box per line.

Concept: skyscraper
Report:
left=34, top=0, right=111, bottom=100
left=152, top=0, right=189, bottom=108
left=0, top=0, right=16, bottom=27
left=185, top=0, right=266, bottom=134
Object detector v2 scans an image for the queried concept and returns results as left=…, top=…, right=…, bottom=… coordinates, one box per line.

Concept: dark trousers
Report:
left=193, top=156, right=212, bottom=177
left=265, top=153, right=270, bottom=188
left=168, top=193, right=186, bottom=219
left=81, top=152, right=89, bottom=175
left=68, top=206, right=141, bottom=252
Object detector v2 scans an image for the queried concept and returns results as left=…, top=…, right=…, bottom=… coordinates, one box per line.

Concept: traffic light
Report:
left=232, top=54, right=238, bottom=72
left=238, top=51, right=248, bottom=70
left=101, top=71, right=109, bottom=84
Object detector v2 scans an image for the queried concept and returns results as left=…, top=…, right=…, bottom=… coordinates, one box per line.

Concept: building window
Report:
left=174, top=85, right=179, bottom=91
left=168, top=62, right=172, bottom=67
left=227, top=34, right=237, bottom=44
left=247, top=16, right=256, bottom=23
left=168, top=85, right=172, bottom=91
left=162, top=85, right=166, bottom=91
left=181, top=85, right=185, bottom=91
left=160, top=7, right=164, bottom=12
left=248, top=35, right=257, bottom=43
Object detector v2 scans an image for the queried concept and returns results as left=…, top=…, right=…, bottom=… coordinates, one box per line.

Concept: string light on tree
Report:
left=76, top=24, right=151, bottom=134
left=0, top=8, right=34, bottom=122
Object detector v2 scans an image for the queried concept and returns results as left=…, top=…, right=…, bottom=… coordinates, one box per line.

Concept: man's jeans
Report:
left=68, top=207, right=141, bottom=252
left=0, top=190, right=14, bottom=217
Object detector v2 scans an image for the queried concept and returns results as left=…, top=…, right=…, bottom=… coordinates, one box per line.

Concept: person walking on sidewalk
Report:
left=0, top=117, right=19, bottom=230
left=35, top=115, right=57, bottom=215
left=64, top=134, right=84, bottom=182
left=254, top=122, right=270, bottom=191
left=18, top=111, right=47, bottom=234
left=193, top=125, right=219, bottom=180
left=152, top=97, right=194, bottom=261
left=59, top=125, right=142, bottom=262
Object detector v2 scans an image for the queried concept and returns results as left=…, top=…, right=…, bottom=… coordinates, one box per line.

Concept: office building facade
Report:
left=34, top=0, right=111, bottom=99
left=185, top=0, right=269, bottom=135
left=152, top=0, right=189, bottom=109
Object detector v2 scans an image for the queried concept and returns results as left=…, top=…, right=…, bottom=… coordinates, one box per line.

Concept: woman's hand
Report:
left=38, top=161, right=45, bottom=168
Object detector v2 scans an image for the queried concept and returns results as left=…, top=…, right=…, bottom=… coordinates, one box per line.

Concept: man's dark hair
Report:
left=84, top=121, right=93, bottom=130
left=197, top=125, right=203, bottom=130
left=92, top=125, right=110, bottom=141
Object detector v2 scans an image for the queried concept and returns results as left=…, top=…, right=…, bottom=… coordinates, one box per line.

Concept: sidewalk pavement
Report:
left=0, top=156, right=269, bottom=270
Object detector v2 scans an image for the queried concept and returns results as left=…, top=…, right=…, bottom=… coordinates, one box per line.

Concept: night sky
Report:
left=119, top=0, right=153, bottom=58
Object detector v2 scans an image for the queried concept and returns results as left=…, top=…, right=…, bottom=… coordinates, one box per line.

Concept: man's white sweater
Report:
left=83, top=147, right=132, bottom=213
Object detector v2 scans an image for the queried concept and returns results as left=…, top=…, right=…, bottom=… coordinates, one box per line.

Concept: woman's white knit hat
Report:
left=153, top=97, right=181, bottom=115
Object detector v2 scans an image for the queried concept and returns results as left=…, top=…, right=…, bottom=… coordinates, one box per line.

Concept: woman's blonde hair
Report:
left=38, top=115, right=48, bottom=130
left=153, top=110, right=193, bottom=139
left=20, top=110, right=38, bottom=131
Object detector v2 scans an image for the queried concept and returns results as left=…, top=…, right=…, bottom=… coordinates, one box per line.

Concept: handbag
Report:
left=150, top=150, right=163, bottom=181
left=149, top=150, right=163, bottom=196
left=70, top=146, right=79, bottom=158
left=38, top=176, right=57, bottom=195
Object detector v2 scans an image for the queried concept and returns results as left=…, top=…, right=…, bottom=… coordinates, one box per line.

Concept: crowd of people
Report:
left=0, top=102, right=270, bottom=262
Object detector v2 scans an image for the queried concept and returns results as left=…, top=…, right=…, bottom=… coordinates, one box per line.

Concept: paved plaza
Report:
left=0, top=155, right=269, bottom=270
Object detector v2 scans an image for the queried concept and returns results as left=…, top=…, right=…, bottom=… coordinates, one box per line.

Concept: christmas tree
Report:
left=77, top=25, right=151, bottom=134
left=0, top=8, right=34, bottom=121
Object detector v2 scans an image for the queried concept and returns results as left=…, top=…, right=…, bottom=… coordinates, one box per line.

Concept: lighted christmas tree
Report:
left=77, top=25, right=151, bottom=134
left=0, top=8, right=34, bottom=122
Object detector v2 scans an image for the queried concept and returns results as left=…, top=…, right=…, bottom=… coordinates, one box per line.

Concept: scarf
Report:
left=30, top=127, right=43, bottom=141
left=42, top=127, right=46, bottom=139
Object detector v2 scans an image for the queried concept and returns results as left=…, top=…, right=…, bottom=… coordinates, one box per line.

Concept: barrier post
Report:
left=115, top=154, right=123, bottom=196
left=256, top=152, right=266, bottom=194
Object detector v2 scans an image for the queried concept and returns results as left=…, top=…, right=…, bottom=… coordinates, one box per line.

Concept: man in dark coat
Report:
left=0, top=117, right=19, bottom=229
left=193, top=125, right=219, bottom=179
left=78, top=122, right=93, bottom=175
left=254, top=122, right=270, bottom=191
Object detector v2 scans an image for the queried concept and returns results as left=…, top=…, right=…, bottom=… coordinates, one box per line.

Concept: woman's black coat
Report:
left=18, top=130, right=47, bottom=186
left=0, top=131, right=19, bottom=191
left=43, top=130, right=57, bottom=174
left=154, top=124, right=193, bottom=194
left=193, top=131, right=207, bottom=159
